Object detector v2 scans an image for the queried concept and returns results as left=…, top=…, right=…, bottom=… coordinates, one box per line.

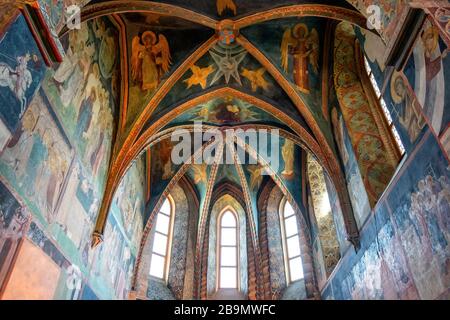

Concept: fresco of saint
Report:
left=413, top=20, right=448, bottom=134
left=131, top=31, right=172, bottom=94
left=281, top=23, right=319, bottom=94
left=281, top=139, right=295, bottom=179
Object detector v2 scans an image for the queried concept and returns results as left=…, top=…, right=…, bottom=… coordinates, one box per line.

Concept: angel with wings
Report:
left=131, top=31, right=172, bottom=93
left=281, top=23, right=319, bottom=94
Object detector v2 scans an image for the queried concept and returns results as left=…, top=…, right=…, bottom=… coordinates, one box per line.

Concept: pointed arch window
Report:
left=280, top=198, right=304, bottom=283
left=149, top=196, right=174, bottom=281
left=218, top=210, right=238, bottom=289
left=363, top=56, right=406, bottom=155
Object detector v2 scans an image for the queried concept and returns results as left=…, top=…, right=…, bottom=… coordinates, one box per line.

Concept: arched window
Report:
left=149, top=196, right=174, bottom=281
left=280, top=199, right=304, bottom=283
left=363, top=56, right=406, bottom=155
left=218, top=209, right=238, bottom=289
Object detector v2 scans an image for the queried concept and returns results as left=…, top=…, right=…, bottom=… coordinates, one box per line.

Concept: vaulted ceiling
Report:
left=68, top=1, right=372, bottom=247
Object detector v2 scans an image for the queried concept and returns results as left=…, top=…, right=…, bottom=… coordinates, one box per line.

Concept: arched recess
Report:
left=206, top=197, right=248, bottom=299
left=90, top=36, right=218, bottom=247
left=333, top=22, right=401, bottom=207
left=131, top=137, right=211, bottom=296
left=134, top=178, right=199, bottom=299
left=123, top=121, right=359, bottom=300
left=94, top=86, right=358, bottom=249
left=306, top=153, right=342, bottom=289
left=258, top=178, right=317, bottom=300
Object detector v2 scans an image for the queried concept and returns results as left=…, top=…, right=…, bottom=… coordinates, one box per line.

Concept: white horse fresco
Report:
left=0, top=54, right=33, bottom=116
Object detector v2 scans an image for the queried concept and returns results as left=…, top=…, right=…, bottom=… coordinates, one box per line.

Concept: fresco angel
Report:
left=131, top=31, right=172, bottom=94
left=281, top=23, right=319, bottom=94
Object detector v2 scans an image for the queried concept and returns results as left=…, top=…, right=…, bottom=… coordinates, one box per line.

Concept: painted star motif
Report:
left=241, top=67, right=270, bottom=92
left=247, top=165, right=265, bottom=191
left=184, top=64, right=215, bottom=89
left=209, top=50, right=247, bottom=86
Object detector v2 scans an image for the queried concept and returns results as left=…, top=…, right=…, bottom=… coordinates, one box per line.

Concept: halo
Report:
left=142, top=31, right=157, bottom=45
left=390, top=71, right=406, bottom=104
left=293, top=23, right=308, bottom=39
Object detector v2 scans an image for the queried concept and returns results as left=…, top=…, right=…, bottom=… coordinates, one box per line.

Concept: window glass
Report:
left=219, top=210, right=238, bottom=289
left=281, top=200, right=304, bottom=283
left=149, top=197, right=174, bottom=280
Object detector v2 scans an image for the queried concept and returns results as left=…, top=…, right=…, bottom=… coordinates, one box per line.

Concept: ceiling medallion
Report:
left=212, top=20, right=246, bottom=85
left=218, top=19, right=237, bottom=45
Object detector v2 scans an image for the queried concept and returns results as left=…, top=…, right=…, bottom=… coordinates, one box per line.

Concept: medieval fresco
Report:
left=330, top=103, right=371, bottom=228
left=89, top=212, right=136, bottom=300
left=1, top=238, right=62, bottom=300
left=387, top=132, right=449, bottom=300
left=0, top=16, right=126, bottom=300
left=0, top=15, right=46, bottom=139
left=306, top=154, right=341, bottom=276
left=241, top=18, right=327, bottom=127
left=323, top=131, right=449, bottom=300
left=265, top=188, right=287, bottom=299
left=405, top=18, right=450, bottom=158
left=0, top=92, right=74, bottom=228
left=168, top=97, right=283, bottom=127
left=147, top=137, right=191, bottom=220
left=27, top=221, right=85, bottom=300
left=86, top=155, right=146, bottom=299
left=110, top=155, right=145, bottom=255
left=324, top=175, right=351, bottom=255
left=347, top=0, right=410, bottom=63
left=124, top=19, right=214, bottom=130
left=334, top=22, right=399, bottom=208
left=167, top=185, right=190, bottom=299
left=42, top=18, right=119, bottom=195
left=151, top=42, right=304, bottom=126
left=0, top=181, right=29, bottom=292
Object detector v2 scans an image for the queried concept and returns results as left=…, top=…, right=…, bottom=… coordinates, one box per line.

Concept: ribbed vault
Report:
left=68, top=1, right=371, bottom=256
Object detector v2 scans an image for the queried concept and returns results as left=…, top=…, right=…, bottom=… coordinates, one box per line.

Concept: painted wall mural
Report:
left=147, top=137, right=191, bottom=220
left=281, top=23, right=320, bottom=94
left=42, top=18, right=119, bottom=194
left=89, top=211, right=136, bottom=300
left=387, top=132, right=449, bottom=300
left=131, top=30, right=171, bottom=97
left=0, top=181, right=30, bottom=292
left=265, top=186, right=287, bottom=299
left=88, top=155, right=145, bottom=300
left=334, top=22, right=399, bottom=208
left=405, top=18, right=450, bottom=158
left=152, top=42, right=304, bottom=127
left=0, top=15, right=46, bottom=146
left=354, top=26, right=427, bottom=156
left=0, top=15, right=135, bottom=300
left=410, top=18, right=448, bottom=134
left=0, top=92, right=74, bottom=229
left=346, top=0, right=410, bottom=64
left=167, top=97, right=285, bottom=128
left=124, top=19, right=214, bottom=130
left=306, top=154, right=340, bottom=276
left=240, top=17, right=331, bottom=139
left=322, top=131, right=449, bottom=300
left=153, top=0, right=352, bottom=20
left=331, top=105, right=371, bottom=228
